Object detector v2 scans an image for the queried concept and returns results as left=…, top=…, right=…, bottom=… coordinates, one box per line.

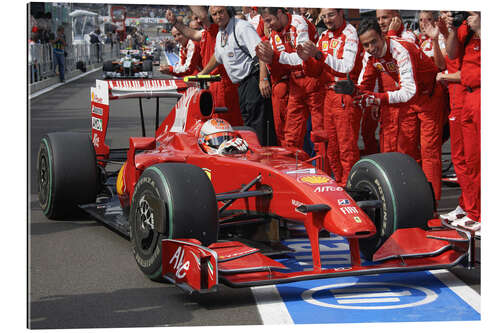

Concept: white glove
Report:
left=217, top=138, right=248, bottom=155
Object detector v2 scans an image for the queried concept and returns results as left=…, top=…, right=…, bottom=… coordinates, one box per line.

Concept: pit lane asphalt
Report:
left=28, top=68, right=480, bottom=329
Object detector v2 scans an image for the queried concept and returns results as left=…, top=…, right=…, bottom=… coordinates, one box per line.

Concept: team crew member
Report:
left=256, top=7, right=322, bottom=151
left=198, top=6, right=276, bottom=146
left=336, top=18, right=443, bottom=201
left=374, top=9, right=421, bottom=160
left=418, top=11, right=447, bottom=71
left=296, top=8, right=364, bottom=187
left=159, top=27, right=202, bottom=76
left=376, top=9, right=418, bottom=43
left=242, top=6, right=266, bottom=38
left=441, top=11, right=481, bottom=232
left=166, top=7, right=243, bottom=126
left=259, top=27, right=291, bottom=146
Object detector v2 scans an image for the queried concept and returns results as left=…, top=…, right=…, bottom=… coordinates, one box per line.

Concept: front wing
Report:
left=162, top=226, right=472, bottom=294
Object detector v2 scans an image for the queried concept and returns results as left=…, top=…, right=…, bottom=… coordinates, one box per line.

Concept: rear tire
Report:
left=130, top=163, right=218, bottom=281
left=37, top=132, right=98, bottom=219
left=142, top=59, right=153, bottom=72
left=346, top=152, right=434, bottom=260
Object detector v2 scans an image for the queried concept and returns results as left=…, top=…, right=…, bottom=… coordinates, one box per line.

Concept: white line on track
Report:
left=430, top=269, right=480, bottom=313
left=251, top=285, right=294, bottom=325
left=29, top=67, right=101, bottom=99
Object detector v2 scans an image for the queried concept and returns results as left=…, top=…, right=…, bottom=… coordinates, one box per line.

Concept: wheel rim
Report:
left=38, top=154, right=49, bottom=207
left=355, top=180, right=382, bottom=236
left=134, top=195, right=158, bottom=255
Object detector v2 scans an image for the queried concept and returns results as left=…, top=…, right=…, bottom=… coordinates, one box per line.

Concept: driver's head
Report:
left=199, top=119, right=236, bottom=154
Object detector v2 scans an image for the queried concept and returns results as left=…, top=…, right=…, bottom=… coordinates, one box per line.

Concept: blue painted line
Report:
left=164, top=51, right=179, bottom=67
left=272, top=235, right=480, bottom=324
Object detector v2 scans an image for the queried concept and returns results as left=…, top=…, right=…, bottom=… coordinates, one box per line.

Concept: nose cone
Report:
left=322, top=207, right=376, bottom=238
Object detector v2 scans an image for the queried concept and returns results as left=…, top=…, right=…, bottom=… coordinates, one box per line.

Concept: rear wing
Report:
left=90, top=79, right=190, bottom=158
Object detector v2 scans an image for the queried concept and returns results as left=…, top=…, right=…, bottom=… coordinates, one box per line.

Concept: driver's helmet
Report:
left=199, top=119, right=236, bottom=154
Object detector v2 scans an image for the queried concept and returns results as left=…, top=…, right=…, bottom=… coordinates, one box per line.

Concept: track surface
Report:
left=28, top=68, right=480, bottom=329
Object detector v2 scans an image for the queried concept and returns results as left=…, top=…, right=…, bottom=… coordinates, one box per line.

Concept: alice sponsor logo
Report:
left=92, top=133, right=100, bottom=148
left=169, top=246, right=191, bottom=279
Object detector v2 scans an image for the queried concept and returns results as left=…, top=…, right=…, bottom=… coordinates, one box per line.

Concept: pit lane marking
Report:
left=430, top=269, right=480, bottom=313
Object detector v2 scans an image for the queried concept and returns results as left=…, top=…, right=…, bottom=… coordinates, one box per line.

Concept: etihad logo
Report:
left=299, top=175, right=332, bottom=185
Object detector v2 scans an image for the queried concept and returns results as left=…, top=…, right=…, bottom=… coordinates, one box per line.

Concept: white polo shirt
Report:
left=214, top=18, right=262, bottom=83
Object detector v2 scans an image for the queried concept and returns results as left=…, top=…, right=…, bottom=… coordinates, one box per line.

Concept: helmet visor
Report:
left=204, top=132, right=234, bottom=148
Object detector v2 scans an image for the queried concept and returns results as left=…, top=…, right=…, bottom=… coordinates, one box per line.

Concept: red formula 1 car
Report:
left=37, top=76, right=477, bottom=294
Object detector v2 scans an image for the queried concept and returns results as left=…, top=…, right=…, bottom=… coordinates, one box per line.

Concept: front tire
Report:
left=37, top=132, right=98, bottom=219
left=347, top=152, right=434, bottom=260
left=130, top=163, right=218, bottom=281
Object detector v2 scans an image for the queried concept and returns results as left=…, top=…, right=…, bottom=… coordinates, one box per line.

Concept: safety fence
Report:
left=28, top=42, right=123, bottom=84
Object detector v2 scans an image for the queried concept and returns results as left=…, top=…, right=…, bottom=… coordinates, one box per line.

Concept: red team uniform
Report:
left=457, top=22, right=481, bottom=222
left=303, top=20, right=364, bottom=186
left=358, top=37, right=443, bottom=200
left=167, top=39, right=202, bottom=76
left=268, top=13, right=323, bottom=150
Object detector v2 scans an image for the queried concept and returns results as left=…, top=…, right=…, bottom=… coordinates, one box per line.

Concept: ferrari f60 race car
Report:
left=102, top=49, right=153, bottom=79
left=37, top=76, right=477, bottom=294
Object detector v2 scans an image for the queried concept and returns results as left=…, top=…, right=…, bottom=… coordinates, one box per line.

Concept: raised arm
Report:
left=166, top=9, right=203, bottom=41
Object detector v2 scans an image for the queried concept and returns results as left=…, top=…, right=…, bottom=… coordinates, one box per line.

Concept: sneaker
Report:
left=440, top=205, right=466, bottom=221
left=451, top=216, right=481, bottom=232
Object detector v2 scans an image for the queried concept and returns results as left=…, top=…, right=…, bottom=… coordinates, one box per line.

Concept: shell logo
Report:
left=299, top=175, right=332, bottom=185
left=91, top=91, right=94, bottom=102
left=275, top=35, right=282, bottom=44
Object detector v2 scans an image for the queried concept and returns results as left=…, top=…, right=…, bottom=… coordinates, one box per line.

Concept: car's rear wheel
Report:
left=130, top=163, right=218, bottom=281
left=346, top=152, right=434, bottom=260
left=142, top=59, right=153, bottom=72
left=37, top=132, right=98, bottom=219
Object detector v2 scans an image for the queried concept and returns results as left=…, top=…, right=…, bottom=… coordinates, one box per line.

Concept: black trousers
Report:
left=237, top=73, right=277, bottom=146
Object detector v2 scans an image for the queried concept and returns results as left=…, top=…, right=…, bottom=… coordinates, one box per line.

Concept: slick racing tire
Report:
left=346, top=152, right=434, bottom=260
left=129, top=163, right=218, bottom=281
left=37, top=132, right=98, bottom=219
left=103, top=60, right=114, bottom=72
left=142, top=60, right=153, bottom=72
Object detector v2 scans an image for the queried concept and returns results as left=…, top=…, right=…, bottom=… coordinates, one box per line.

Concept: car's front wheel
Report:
left=346, top=152, right=434, bottom=260
left=129, top=163, right=218, bottom=281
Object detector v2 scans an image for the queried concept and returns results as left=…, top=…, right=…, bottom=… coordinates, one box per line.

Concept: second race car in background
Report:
left=103, top=49, right=153, bottom=79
